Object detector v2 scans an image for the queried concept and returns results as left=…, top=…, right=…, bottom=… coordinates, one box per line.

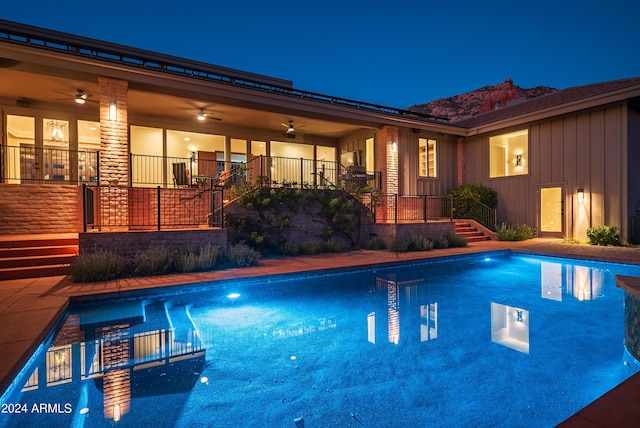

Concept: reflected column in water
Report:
left=99, top=324, right=132, bottom=423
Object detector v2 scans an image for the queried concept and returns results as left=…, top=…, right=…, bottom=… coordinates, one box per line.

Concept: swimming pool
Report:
left=1, top=252, right=639, bottom=427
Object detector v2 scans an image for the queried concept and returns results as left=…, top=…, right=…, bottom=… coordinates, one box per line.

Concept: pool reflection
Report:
left=541, top=261, right=604, bottom=301
left=18, top=300, right=205, bottom=424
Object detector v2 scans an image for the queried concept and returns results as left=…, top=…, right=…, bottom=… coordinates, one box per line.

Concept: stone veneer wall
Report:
left=616, top=276, right=640, bottom=364
left=0, top=184, right=83, bottom=234
left=79, top=229, right=227, bottom=257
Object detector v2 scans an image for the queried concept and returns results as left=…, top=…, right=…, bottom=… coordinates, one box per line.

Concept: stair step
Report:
left=0, top=254, right=76, bottom=269
left=0, top=264, right=70, bottom=280
left=0, top=234, right=78, bottom=280
left=0, top=246, right=78, bottom=258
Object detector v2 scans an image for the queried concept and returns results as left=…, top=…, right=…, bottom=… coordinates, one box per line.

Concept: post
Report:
left=423, top=195, right=428, bottom=223
left=394, top=194, right=398, bottom=224
left=82, top=183, right=87, bottom=233
left=157, top=186, right=161, bottom=231
left=300, top=157, right=304, bottom=189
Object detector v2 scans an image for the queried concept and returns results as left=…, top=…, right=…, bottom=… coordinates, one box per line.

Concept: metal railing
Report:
left=83, top=184, right=222, bottom=231
left=366, top=194, right=454, bottom=224
left=452, top=197, right=497, bottom=231
left=0, top=145, right=99, bottom=184
left=129, top=153, right=382, bottom=192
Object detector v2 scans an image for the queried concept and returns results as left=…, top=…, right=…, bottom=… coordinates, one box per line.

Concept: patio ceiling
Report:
left=0, top=66, right=371, bottom=139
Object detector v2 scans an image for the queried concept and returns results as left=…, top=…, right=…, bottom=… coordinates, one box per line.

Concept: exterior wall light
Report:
left=391, top=140, right=397, bottom=152
left=515, top=154, right=522, bottom=167
left=578, top=188, right=584, bottom=203
left=108, top=101, right=117, bottom=121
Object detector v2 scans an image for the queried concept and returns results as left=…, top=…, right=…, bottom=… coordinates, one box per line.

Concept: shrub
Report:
left=133, top=246, right=173, bottom=276
left=447, top=184, right=497, bottom=220
left=364, top=236, right=387, bottom=250
left=222, top=243, right=261, bottom=267
left=445, top=232, right=468, bottom=248
left=496, top=223, right=536, bottom=241
left=324, top=238, right=344, bottom=253
left=174, top=244, right=219, bottom=272
left=587, top=225, right=622, bottom=246
left=69, top=249, right=130, bottom=282
left=407, top=235, right=434, bottom=251
left=283, top=242, right=300, bottom=256
left=431, top=236, right=449, bottom=249
left=300, top=240, right=322, bottom=255
left=388, top=238, right=409, bottom=252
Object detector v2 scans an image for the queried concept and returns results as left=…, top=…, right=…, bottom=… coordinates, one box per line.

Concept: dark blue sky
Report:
left=3, top=0, right=639, bottom=108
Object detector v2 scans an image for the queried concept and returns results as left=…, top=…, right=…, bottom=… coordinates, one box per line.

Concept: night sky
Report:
left=3, top=0, right=639, bottom=108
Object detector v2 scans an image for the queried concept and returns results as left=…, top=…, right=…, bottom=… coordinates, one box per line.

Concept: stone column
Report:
left=374, top=126, right=399, bottom=222
left=98, top=77, right=129, bottom=228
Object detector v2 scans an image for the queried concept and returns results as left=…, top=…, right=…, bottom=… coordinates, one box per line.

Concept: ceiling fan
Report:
left=196, top=108, right=222, bottom=121
left=281, top=120, right=305, bottom=134
left=55, top=89, right=95, bottom=104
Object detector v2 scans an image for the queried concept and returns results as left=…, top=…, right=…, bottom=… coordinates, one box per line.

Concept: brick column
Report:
left=98, top=77, right=129, bottom=228
left=100, top=325, right=132, bottom=422
left=374, top=126, right=399, bottom=221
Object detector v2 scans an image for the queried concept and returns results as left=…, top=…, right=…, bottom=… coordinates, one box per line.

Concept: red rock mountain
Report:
left=409, top=78, right=557, bottom=122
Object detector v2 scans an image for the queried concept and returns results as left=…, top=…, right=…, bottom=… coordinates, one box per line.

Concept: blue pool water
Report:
left=2, top=252, right=640, bottom=427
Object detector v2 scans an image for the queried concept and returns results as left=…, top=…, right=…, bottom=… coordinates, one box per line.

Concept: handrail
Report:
left=453, top=197, right=497, bottom=231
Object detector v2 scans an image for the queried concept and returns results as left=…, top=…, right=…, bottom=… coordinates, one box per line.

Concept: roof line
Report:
left=0, top=19, right=449, bottom=124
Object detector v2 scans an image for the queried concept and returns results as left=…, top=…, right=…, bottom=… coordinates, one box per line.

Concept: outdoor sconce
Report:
left=108, top=101, right=117, bottom=121
left=391, top=141, right=397, bottom=152
left=515, top=154, right=522, bottom=167
left=517, top=310, right=523, bottom=323
left=578, top=188, right=584, bottom=203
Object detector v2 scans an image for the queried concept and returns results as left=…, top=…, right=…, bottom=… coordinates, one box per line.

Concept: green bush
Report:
left=300, top=240, right=322, bottom=255
left=174, top=244, right=219, bottom=272
left=133, top=246, right=174, bottom=276
left=388, top=238, right=409, bottom=252
left=364, top=236, right=387, bottom=250
left=447, top=184, right=497, bottom=220
left=407, top=235, right=434, bottom=251
left=324, top=238, right=344, bottom=253
left=69, top=249, right=130, bottom=282
left=283, top=242, right=300, bottom=256
left=587, top=225, right=622, bottom=246
left=496, top=223, right=536, bottom=241
left=431, top=236, right=449, bottom=249
left=445, top=232, right=468, bottom=248
left=222, top=243, right=262, bottom=267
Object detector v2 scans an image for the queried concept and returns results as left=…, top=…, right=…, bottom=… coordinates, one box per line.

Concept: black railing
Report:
left=366, top=194, right=454, bottom=224
left=1, top=145, right=98, bottom=184
left=453, top=197, right=497, bottom=231
left=129, top=153, right=382, bottom=192
left=83, top=185, right=222, bottom=231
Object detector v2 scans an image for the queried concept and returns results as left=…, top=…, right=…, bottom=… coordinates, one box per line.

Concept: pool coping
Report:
left=2, top=238, right=640, bottom=425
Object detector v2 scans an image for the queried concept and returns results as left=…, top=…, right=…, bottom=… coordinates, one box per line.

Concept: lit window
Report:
left=489, top=129, right=528, bottom=178
left=418, top=138, right=437, bottom=177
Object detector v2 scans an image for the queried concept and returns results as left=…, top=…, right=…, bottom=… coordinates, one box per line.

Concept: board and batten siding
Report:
left=397, top=129, right=458, bottom=196
left=462, top=103, right=631, bottom=240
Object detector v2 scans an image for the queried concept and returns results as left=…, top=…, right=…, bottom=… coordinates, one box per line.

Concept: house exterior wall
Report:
left=397, top=129, right=458, bottom=196
left=463, top=102, right=631, bottom=240
left=628, top=105, right=640, bottom=242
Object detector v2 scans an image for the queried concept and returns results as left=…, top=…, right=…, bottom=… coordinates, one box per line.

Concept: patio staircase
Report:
left=455, top=220, right=491, bottom=243
left=0, top=234, right=78, bottom=280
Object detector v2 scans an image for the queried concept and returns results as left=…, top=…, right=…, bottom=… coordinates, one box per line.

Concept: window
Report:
left=489, top=129, right=528, bottom=178
left=418, top=138, right=437, bottom=177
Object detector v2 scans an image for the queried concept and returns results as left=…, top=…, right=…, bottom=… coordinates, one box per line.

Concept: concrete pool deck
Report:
left=1, top=238, right=640, bottom=426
